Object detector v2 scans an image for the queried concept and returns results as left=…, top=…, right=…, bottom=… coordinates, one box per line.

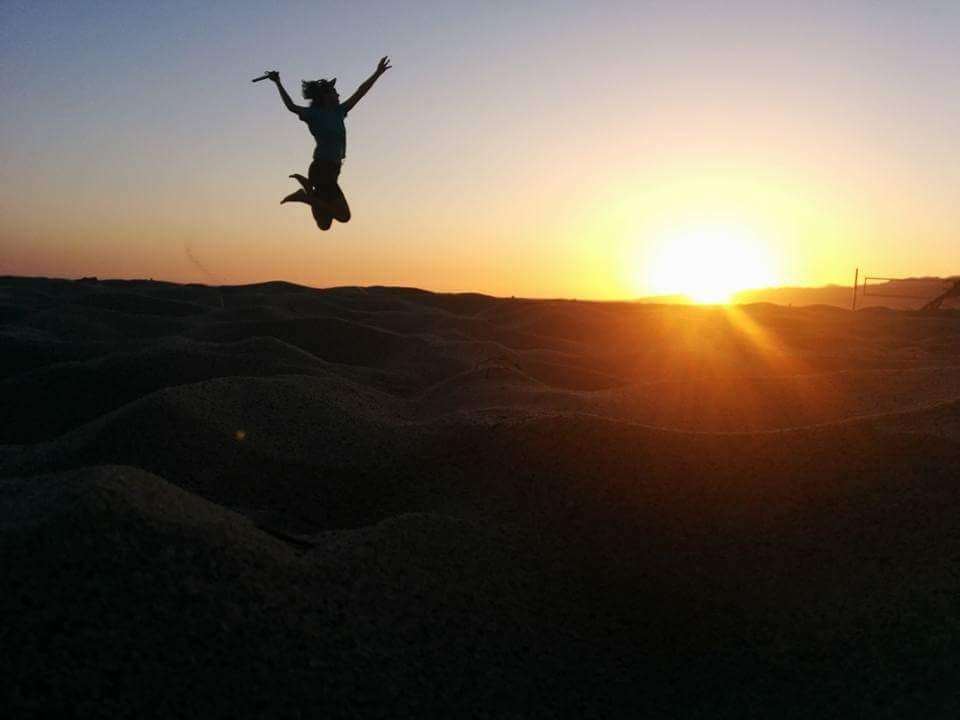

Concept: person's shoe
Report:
left=281, top=189, right=310, bottom=205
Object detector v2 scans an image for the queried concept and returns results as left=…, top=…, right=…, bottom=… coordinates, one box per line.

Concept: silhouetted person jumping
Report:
left=259, top=56, right=391, bottom=230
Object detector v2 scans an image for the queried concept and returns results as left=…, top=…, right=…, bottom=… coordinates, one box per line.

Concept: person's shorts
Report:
left=309, top=159, right=342, bottom=188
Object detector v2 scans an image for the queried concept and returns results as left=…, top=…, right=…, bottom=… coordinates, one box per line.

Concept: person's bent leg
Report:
left=310, top=160, right=351, bottom=223
left=307, top=161, right=337, bottom=211
left=308, top=159, right=335, bottom=195
left=289, top=173, right=312, bottom=194
left=330, top=183, right=351, bottom=223
left=309, top=186, right=344, bottom=221
left=329, top=162, right=351, bottom=222
left=281, top=189, right=311, bottom=205
left=310, top=203, right=333, bottom=231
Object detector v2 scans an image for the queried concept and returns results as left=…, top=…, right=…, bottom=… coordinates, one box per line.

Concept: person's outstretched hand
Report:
left=376, top=56, right=391, bottom=76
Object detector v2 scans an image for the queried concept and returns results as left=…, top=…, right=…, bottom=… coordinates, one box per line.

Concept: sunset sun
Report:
left=646, top=225, right=778, bottom=303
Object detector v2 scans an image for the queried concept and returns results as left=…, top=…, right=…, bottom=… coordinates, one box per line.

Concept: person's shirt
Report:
left=299, top=105, right=348, bottom=161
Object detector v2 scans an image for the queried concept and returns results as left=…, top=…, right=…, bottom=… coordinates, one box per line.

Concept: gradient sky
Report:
left=3, top=1, right=960, bottom=299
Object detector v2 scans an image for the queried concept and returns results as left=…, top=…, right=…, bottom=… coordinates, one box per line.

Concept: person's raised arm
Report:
left=341, top=56, right=391, bottom=114
left=267, top=71, right=305, bottom=115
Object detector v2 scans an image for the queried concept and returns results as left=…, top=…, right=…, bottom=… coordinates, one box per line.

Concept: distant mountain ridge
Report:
left=641, top=277, right=960, bottom=309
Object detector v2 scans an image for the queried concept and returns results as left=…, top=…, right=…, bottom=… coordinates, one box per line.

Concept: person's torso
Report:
left=301, top=105, right=347, bottom=160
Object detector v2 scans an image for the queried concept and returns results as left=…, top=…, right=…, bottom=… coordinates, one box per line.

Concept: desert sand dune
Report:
left=871, top=396, right=960, bottom=440
left=74, top=290, right=208, bottom=316
left=4, top=276, right=960, bottom=717
left=3, top=374, right=413, bottom=530
left=0, top=337, right=359, bottom=443
left=1, top=466, right=592, bottom=717
left=1, top=328, right=117, bottom=379
left=602, top=364, right=960, bottom=431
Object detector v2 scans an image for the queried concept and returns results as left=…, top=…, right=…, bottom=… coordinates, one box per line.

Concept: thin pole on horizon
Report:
left=852, top=267, right=859, bottom=311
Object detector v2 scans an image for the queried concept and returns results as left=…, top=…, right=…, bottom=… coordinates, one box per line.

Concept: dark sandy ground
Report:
left=3, top=276, right=960, bottom=718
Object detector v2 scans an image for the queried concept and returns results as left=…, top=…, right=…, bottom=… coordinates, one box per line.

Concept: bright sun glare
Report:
left=646, top=225, right=778, bottom=303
